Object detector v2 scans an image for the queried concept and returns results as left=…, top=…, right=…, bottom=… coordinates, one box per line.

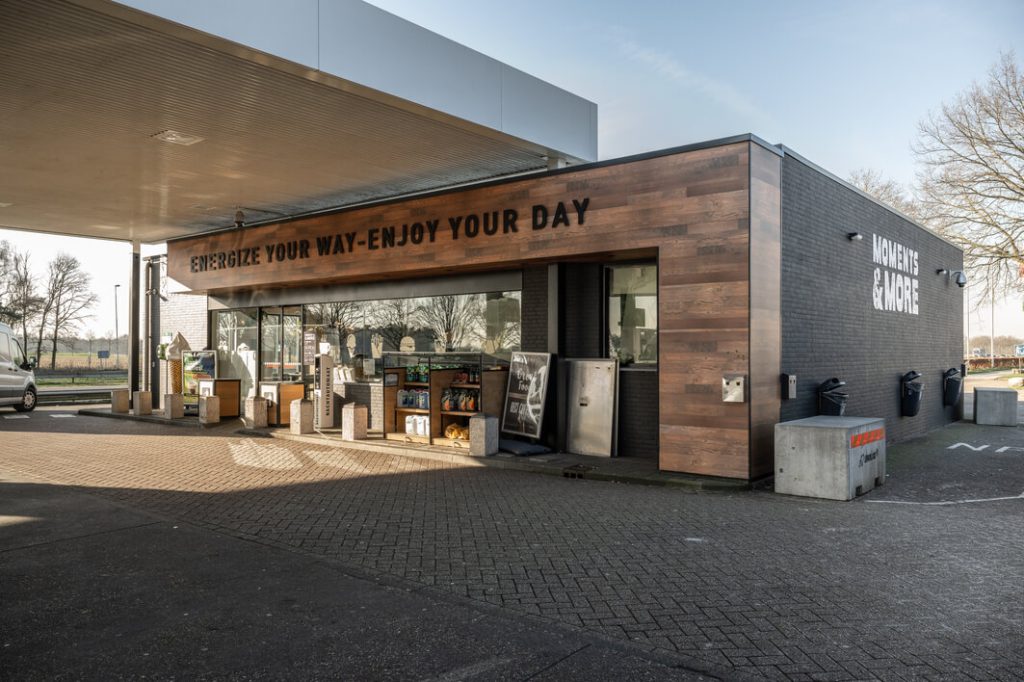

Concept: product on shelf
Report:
left=440, top=387, right=478, bottom=412
left=444, top=423, right=470, bottom=440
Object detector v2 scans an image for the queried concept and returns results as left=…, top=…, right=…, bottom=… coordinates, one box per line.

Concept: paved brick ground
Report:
left=2, top=409, right=1022, bottom=680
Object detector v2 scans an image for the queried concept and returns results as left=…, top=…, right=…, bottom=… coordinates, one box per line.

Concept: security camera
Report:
left=953, top=271, right=967, bottom=288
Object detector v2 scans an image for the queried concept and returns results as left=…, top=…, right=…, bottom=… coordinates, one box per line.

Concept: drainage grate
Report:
left=562, top=464, right=593, bottom=479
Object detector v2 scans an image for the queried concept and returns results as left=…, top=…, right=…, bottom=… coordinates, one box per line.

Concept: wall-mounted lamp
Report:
left=847, top=232, right=863, bottom=241
left=936, top=268, right=967, bottom=288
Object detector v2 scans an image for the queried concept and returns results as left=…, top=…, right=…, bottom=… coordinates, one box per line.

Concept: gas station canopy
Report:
left=0, top=0, right=597, bottom=243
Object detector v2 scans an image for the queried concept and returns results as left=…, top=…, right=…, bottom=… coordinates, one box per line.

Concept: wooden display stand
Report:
left=258, top=381, right=305, bottom=425
left=382, top=355, right=507, bottom=448
left=197, top=378, right=241, bottom=418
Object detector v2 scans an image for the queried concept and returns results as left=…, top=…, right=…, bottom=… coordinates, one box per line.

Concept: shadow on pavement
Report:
left=0, top=478, right=714, bottom=681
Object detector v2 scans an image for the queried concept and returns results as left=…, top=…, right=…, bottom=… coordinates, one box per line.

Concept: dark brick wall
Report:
left=520, top=266, right=548, bottom=353
left=780, top=156, right=963, bottom=443
left=617, top=369, right=658, bottom=458
left=561, top=263, right=603, bottom=358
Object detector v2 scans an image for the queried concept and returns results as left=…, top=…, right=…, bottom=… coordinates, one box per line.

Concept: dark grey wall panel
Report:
left=520, top=266, right=549, bottom=353
left=617, top=369, right=658, bottom=458
left=561, top=263, right=603, bottom=358
left=780, top=156, right=963, bottom=442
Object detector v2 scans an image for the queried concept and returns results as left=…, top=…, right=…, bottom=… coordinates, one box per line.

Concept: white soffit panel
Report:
left=0, top=0, right=597, bottom=243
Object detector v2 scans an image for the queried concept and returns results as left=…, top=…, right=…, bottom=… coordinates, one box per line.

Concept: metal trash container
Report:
left=817, top=378, right=848, bottom=416
left=901, top=370, right=923, bottom=417
left=942, top=367, right=962, bottom=407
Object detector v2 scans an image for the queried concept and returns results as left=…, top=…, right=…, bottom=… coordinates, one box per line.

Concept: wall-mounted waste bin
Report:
left=901, top=370, right=923, bottom=417
left=942, top=367, right=962, bottom=407
left=818, top=378, right=848, bottom=416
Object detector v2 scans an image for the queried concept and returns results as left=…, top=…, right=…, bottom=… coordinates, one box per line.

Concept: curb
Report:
left=74, top=408, right=751, bottom=492
left=78, top=407, right=241, bottom=430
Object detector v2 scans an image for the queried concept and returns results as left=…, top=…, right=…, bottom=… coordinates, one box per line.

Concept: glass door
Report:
left=282, top=305, right=302, bottom=382
left=260, top=308, right=282, bottom=382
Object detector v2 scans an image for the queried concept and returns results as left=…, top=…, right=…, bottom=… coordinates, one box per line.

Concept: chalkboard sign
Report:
left=501, top=352, right=552, bottom=439
left=303, top=331, right=318, bottom=363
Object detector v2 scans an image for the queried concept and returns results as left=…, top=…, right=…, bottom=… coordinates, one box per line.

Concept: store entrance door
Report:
left=259, top=306, right=302, bottom=382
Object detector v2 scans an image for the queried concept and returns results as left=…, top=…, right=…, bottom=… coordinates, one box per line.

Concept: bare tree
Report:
left=40, top=253, right=98, bottom=369
left=417, top=295, right=482, bottom=352
left=369, top=298, right=422, bottom=351
left=6, top=251, right=44, bottom=354
left=0, top=239, right=13, bottom=322
left=847, top=169, right=924, bottom=223
left=914, top=52, right=1024, bottom=299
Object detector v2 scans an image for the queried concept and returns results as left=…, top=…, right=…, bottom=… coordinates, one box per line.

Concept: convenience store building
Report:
left=166, top=135, right=964, bottom=480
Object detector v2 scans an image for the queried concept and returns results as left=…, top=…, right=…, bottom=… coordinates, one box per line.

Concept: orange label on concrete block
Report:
left=850, top=428, right=885, bottom=448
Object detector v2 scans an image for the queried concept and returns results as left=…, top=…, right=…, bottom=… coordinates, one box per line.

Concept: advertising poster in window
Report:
left=501, top=352, right=551, bottom=439
left=182, top=350, right=217, bottom=414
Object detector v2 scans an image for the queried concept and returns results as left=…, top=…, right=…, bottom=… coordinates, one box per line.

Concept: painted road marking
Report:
left=868, top=491, right=1024, bottom=506
left=50, top=414, right=76, bottom=418
left=947, top=442, right=1024, bottom=453
left=3, top=415, right=30, bottom=419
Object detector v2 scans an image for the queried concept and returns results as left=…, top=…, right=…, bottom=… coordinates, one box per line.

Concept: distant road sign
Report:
left=1015, top=344, right=1024, bottom=357
left=97, top=350, right=110, bottom=359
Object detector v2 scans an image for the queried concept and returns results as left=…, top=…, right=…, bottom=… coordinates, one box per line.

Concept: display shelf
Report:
left=385, top=433, right=430, bottom=444
left=381, top=352, right=509, bottom=447
left=434, top=436, right=470, bottom=448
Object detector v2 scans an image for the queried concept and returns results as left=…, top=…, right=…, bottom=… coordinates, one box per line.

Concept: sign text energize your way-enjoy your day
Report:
left=188, top=198, right=591, bottom=274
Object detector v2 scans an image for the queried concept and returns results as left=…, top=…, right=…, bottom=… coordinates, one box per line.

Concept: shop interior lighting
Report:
left=847, top=232, right=863, bottom=241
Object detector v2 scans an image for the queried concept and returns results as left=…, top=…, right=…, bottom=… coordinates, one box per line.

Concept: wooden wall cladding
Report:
left=169, top=141, right=762, bottom=478
left=748, top=145, right=783, bottom=479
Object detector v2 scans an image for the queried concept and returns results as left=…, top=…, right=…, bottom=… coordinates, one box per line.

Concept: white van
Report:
left=0, top=322, right=37, bottom=412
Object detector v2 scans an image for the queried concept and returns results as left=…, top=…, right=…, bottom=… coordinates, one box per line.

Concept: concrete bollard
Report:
left=290, top=399, right=313, bottom=435
left=199, top=395, right=220, bottom=425
left=132, top=391, right=152, bottom=416
left=244, top=396, right=268, bottom=429
left=341, top=403, right=368, bottom=441
left=163, top=393, right=184, bottom=420
left=110, top=389, right=130, bottom=414
left=469, top=414, right=499, bottom=457
left=974, top=388, right=1018, bottom=426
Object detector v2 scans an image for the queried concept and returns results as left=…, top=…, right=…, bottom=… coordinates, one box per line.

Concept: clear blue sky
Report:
left=2, top=1, right=1022, bottom=337
left=369, top=0, right=1024, bottom=190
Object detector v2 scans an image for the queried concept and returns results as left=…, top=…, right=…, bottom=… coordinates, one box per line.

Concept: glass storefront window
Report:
left=212, top=308, right=258, bottom=397
left=299, top=289, right=521, bottom=384
left=607, top=264, right=657, bottom=366
left=260, top=308, right=282, bottom=382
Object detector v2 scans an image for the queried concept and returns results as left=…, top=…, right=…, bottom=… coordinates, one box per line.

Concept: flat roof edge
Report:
left=775, top=145, right=962, bottom=253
